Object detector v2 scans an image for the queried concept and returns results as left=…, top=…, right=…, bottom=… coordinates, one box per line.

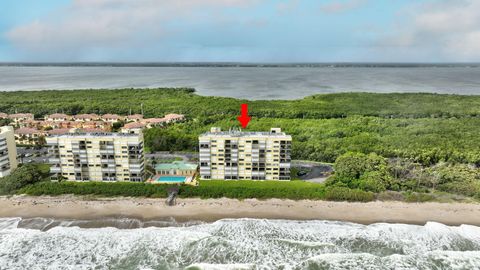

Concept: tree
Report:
left=0, top=164, right=49, bottom=194
left=330, top=152, right=391, bottom=192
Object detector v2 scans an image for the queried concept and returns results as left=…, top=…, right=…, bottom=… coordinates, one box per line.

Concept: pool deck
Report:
left=146, top=174, right=197, bottom=186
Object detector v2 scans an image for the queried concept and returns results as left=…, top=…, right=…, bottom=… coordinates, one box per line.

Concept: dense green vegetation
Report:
left=3, top=88, right=480, bottom=164
left=145, top=116, right=480, bottom=165
left=326, top=152, right=480, bottom=200
left=2, top=88, right=480, bottom=201
left=3, top=88, right=480, bottom=119
left=18, top=180, right=379, bottom=202
left=0, top=164, right=50, bottom=195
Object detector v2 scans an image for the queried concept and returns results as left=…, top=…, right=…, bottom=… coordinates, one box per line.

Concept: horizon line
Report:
left=1, top=62, right=480, bottom=68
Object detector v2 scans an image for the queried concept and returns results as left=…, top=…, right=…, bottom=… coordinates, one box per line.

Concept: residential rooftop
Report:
left=47, top=132, right=142, bottom=138
left=200, top=127, right=291, bottom=138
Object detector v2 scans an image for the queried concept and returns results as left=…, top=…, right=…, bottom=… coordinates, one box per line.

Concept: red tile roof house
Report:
left=44, top=113, right=72, bottom=122
left=164, top=113, right=185, bottom=123
left=8, top=113, right=35, bottom=123
left=83, top=121, right=112, bottom=131
left=121, top=122, right=146, bottom=134
left=125, top=114, right=144, bottom=122
left=73, top=114, right=100, bottom=122
left=101, top=114, right=124, bottom=123
left=58, top=121, right=76, bottom=129
left=14, top=127, right=45, bottom=145
left=36, top=121, right=62, bottom=130
left=142, top=118, right=168, bottom=128
left=18, top=120, right=42, bottom=129
left=20, top=120, right=62, bottom=130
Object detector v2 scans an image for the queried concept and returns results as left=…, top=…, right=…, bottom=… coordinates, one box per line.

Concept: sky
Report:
left=1, top=0, right=479, bottom=62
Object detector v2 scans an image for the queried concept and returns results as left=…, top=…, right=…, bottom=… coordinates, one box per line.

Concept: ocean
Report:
left=1, top=217, right=480, bottom=269
left=1, top=65, right=480, bottom=99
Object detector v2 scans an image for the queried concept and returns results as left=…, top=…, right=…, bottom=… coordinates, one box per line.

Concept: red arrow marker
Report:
left=237, top=103, right=251, bottom=129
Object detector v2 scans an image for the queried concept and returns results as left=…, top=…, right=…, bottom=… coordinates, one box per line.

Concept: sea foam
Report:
left=1, top=218, right=480, bottom=269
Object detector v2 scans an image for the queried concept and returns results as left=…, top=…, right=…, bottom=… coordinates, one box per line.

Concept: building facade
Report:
left=0, top=126, right=18, bottom=177
left=199, top=127, right=292, bottom=180
left=47, top=132, right=144, bottom=182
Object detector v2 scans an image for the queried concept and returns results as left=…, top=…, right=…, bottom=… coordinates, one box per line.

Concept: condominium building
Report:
left=199, top=127, right=292, bottom=180
left=46, top=132, right=144, bottom=182
left=0, top=126, right=18, bottom=177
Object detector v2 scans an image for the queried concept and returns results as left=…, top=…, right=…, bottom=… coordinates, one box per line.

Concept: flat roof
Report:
left=46, top=132, right=142, bottom=138
left=200, top=130, right=291, bottom=138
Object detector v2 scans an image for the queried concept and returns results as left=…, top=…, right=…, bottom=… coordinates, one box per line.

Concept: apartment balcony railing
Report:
left=50, top=167, right=62, bottom=173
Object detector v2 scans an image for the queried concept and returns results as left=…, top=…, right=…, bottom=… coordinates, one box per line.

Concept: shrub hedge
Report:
left=18, top=180, right=375, bottom=202
left=324, top=186, right=375, bottom=202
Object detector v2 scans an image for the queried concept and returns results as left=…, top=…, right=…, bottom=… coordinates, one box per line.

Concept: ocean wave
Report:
left=1, top=218, right=480, bottom=269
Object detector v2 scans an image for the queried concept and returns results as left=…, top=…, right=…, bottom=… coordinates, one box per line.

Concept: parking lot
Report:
left=16, top=147, right=49, bottom=164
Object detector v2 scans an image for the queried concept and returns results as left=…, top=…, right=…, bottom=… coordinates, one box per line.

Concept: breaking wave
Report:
left=1, top=218, right=480, bottom=269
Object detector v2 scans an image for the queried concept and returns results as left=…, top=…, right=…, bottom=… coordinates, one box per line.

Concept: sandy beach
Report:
left=1, top=195, right=480, bottom=225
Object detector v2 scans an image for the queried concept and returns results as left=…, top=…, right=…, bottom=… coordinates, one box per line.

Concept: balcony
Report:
left=50, top=167, right=62, bottom=173
left=279, top=163, right=291, bottom=168
left=129, top=163, right=144, bottom=169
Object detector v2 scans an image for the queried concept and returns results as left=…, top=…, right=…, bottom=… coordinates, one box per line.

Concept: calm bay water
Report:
left=1, top=65, right=480, bottom=99
left=1, top=217, right=480, bottom=269
left=2, top=66, right=480, bottom=269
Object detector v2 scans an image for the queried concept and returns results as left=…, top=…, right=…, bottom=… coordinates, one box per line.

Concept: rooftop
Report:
left=47, top=132, right=142, bottom=138
left=9, top=113, right=34, bottom=118
left=102, top=114, right=122, bottom=119
left=47, top=128, right=72, bottom=135
left=0, top=126, right=14, bottom=133
left=155, top=161, right=198, bottom=171
left=15, top=127, right=42, bottom=135
left=200, top=127, right=291, bottom=138
left=46, top=113, right=69, bottom=118
left=123, top=122, right=146, bottom=129
left=143, top=118, right=167, bottom=124
left=74, top=114, right=100, bottom=119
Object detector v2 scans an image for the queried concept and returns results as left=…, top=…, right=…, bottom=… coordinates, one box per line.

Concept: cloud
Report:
left=276, top=0, right=299, bottom=14
left=320, top=0, right=367, bottom=14
left=380, top=0, right=480, bottom=61
left=5, top=0, right=262, bottom=58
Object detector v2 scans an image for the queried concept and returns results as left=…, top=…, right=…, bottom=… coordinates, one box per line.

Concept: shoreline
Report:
left=2, top=196, right=480, bottom=226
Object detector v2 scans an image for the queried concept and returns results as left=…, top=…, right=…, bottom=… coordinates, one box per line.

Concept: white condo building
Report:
left=46, top=132, right=144, bottom=182
left=0, top=126, right=18, bottom=177
left=199, top=127, right=292, bottom=180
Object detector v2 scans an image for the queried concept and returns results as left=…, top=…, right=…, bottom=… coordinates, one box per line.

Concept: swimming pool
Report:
left=154, top=176, right=186, bottom=183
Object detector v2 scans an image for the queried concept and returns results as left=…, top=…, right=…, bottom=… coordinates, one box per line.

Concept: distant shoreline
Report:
left=2, top=196, right=480, bottom=226
left=1, top=62, right=480, bottom=68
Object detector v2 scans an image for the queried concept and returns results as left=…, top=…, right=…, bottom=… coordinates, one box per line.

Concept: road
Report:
left=292, top=160, right=334, bottom=183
